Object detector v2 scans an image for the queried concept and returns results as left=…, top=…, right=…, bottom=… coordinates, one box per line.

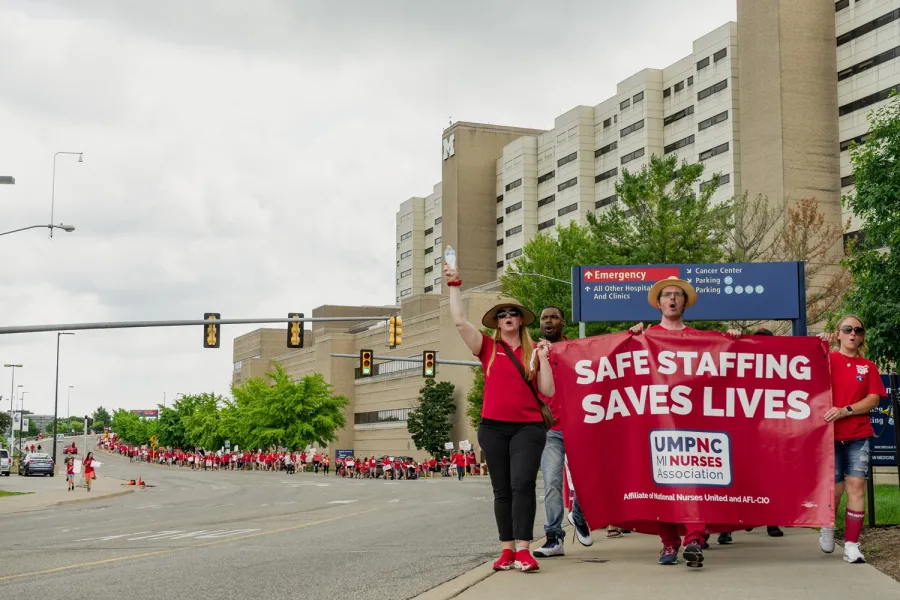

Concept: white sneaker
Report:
left=819, top=527, right=835, bottom=553
left=843, top=542, right=866, bottom=563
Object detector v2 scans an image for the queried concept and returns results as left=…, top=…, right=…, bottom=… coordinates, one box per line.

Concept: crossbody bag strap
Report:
left=498, top=340, right=543, bottom=405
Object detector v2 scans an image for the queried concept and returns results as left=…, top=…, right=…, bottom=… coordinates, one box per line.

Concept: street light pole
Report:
left=67, top=385, right=74, bottom=433
left=4, top=364, right=22, bottom=447
left=0, top=224, right=76, bottom=237
left=50, top=151, right=83, bottom=238
left=18, top=391, right=28, bottom=455
left=516, top=272, right=586, bottom=339
left=53, top=332, right=75, bottom=470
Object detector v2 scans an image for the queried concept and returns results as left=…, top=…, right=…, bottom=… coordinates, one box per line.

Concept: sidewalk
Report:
left=416, top=528, right=900, bottom=600
left=0, top=476, right=137, bottom=514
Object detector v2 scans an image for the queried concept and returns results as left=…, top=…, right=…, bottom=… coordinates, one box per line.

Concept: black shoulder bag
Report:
left=499, top=341, right=557, bottom=429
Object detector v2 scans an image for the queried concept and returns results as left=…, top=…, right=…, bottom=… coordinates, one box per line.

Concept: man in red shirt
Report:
left=631, top=276, right=739, bottom=568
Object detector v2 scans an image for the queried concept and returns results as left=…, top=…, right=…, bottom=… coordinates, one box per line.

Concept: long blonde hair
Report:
left=834, top=313, right=868, bottom=358
left=486, top=326, right=536, bottom=380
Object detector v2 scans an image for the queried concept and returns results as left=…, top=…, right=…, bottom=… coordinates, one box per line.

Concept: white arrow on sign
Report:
left=584, top=286, right=590, bottom=292
left=585, top=272, right=594, bottom=280
left=686, top=268, right=692, bottom=274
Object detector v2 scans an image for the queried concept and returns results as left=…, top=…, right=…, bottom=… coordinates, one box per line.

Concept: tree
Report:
left=723, top=192, right=788, bottom=263
left=0, top=412, right=10, bottom=434
left=92, top=406, right=112, bottom=430
left=466, top=368, right=484, bottom=431
left=229, top=363, right=349, bottom=451
left=156, top=397, right=195, bottom=449
left=841, top=92, right=900, bottom=368
left=27, top=420, right=38, bottom=438
left=180, top=393, right=225, bottom=450
left=110, top=409, right=158, bottom=446
left=407, top=379, right=456, bottom=457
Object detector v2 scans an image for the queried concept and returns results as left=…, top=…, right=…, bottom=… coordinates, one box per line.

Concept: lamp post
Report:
left=4, top=364, right=22, bottom=448
left=18, top=390, right=28, bottom=455
left=67, top=385, right=74, bottom=433
left=52, top=332, right=75, bottom=470
left=0, top=223, right=75, bottom=237
left=516, top=272, right=586, bottom=338
left=50, top=151, right=83, bottom=238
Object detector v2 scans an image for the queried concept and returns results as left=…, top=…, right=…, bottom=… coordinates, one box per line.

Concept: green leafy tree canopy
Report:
left=407, top=379, right=456, bottom=457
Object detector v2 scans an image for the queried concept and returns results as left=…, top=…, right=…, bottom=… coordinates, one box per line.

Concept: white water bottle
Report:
left=444, top=245, right=457, bottom=269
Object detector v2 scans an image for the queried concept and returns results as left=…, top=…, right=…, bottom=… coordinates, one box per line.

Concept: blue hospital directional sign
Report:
left=571, top=262, right=803, bottom=323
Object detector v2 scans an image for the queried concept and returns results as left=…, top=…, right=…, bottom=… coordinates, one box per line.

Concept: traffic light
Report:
left=360, top=349, right=374, bottom=377
left=84, top=415, right=94, bottom=429
left=203, top=313, right=220, bottom=348
left=388, top=315, right=403, bottom=348
left=422, top=350, right=436, bottom=378
left=287, top=312, right=304, bottom=348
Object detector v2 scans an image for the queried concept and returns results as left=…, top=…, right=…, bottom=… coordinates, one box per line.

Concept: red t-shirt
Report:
left=539, top=335, right=568, bottom=431
left=477, top=334, right=543, bottom=423
left=830, top=352, right=886, bottom=442
left=648, top=324, right=696, bottom=332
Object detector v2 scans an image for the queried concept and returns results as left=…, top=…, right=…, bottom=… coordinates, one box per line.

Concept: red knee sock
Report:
left=844, top=509, right=865, bottom=543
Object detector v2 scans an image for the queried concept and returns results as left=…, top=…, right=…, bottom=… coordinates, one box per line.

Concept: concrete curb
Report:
left=0, top=481, right=138, bottom=514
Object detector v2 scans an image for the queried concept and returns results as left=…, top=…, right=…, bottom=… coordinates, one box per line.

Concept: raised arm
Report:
left=535, top=339, right=555, bottom=397
left=444, top=262, right=482, bottom=356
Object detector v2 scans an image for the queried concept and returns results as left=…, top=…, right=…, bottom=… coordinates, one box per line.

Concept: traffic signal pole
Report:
left=331, top=353, right=480, bottom=368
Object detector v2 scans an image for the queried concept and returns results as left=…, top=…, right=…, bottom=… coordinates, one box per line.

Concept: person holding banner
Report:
left=444, top=259, right=555, bottom=573
left=630, top=276, right=740, bottom=568
left=817, top=314, right=886, bottom=564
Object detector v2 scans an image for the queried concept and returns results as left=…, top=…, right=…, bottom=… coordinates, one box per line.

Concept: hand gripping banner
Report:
left=552, top=331, right=834, bottom=533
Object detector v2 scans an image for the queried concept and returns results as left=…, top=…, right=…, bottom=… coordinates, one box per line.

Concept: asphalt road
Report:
left=0, top=440, right=543, bottom=600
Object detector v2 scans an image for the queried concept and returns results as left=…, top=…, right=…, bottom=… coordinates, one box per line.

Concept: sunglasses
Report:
left=840, top=325, right=865, bottom=335
left=496, top=309, right=521, bottom=319
left=660, top=291, right=685, bottom=299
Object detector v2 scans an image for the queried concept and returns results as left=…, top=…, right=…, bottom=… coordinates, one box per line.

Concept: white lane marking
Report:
left=127, top=531, right=186, bottom=541
left=135, top=505, right=163, bottom=509
left=273, top=501, right=296, bottom=505
left=388, top=499, right=400, bottom=503
left=328, top=500, right=357, bottom=504
left=195, top=529, right=260, bottom=539
left=76, top=532, right=149, bottom=542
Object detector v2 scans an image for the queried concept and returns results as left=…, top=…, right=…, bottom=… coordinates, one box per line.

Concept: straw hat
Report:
left=647, top=276, right=698, bottom=308
left=481, top=302, right=536, bottom=329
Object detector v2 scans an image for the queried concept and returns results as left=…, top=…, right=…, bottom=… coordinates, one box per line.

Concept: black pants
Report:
left=478, top=418, right=546, bottom=542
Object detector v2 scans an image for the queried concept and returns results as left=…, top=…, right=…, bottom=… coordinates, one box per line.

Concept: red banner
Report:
left=552, top=331, right=834, bottom=533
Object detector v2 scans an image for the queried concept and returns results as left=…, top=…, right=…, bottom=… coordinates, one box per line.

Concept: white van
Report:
left=56, top=433, right=66, bottom=442
left=0, top=448, right=10, bottom=476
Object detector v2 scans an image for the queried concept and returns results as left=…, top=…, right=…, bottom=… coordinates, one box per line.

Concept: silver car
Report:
left=0, top=448, right=10, bottom=476
left=18, top=453, right=55, bottom=477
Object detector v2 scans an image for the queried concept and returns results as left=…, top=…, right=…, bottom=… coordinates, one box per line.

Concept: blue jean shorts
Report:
left=835, top=438, right=870, bottom=483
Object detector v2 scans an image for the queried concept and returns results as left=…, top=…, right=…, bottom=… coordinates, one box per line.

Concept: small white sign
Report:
left=444, top=442, right=454, bottom=450
left=459, top=440, right=471, bottom=451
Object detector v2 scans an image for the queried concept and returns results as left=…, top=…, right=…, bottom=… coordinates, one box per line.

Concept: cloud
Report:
left=0, top=0, right=735, bottom=421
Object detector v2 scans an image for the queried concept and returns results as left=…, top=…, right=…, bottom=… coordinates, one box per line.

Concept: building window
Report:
left=537, top=170, right=555, bottom=184
left=354, top=408, right=412, bottom=424
left=835, top=0, right=849, bottom=11
left=505, top=202, right=522, bottom=214
left=674, top=81, right=684, bottom=93
left=434, top=236, right=441, bottom=245
left=838, top=46, right=900, bottom=81
left=558, top=203, right=578, bottom=217
left=400, top=269, right=412, bottom=278
left=400, top=231, right=412, bottom=241
left=497, top=216, right=504, bottom=224
left=538, top=194, right=555, bottom=207
left=496, top=261, right=504, bottom=268
left=837, top=8, right=900, bottom=46
left=558, top=177, right=578, bottom=192
left=621, top=147, right=645, bottom=164
left=713, top=48, right=727, bottom=62
left=664, top=135, right=695, bottom=155
left=839, top=84, right=900, bottom=116
left=505, top=249, right=522, bottom=260
left=698, top=111, right=729, bottom=131
left=400, top=288, right=412, bottom=297
left=697, top=79, right=728, bottom=101
left=841, top=174, right=856, bottom=187
left=435, top=216, right=442, bottom=225
left=594, top=141, right=618, bottom=158
left=424, top=247, right=433, bottom=255
left=633, top=91, right=644, bottom=103
left=595, top=195, right=618, bottom=209
left=840, top=133, right=870, bottom=151
left=700, top=173, right=730, bottom=192
left=595, top=167, right=618, bottom=183
left=435, top=277, right=442, bottom=285
left=425, top=266, right=433, bottom=274
left=435, top=257, right=442, bottom=265
left=506, top=225, right=523, bottom=237
left=505, top=178, right=522, bottom=192
left=843, top=230, right=867, bottom=251
left=557, top=152, right=577, bottom=167
left=663, top=87, right=671, bottom=98
left=697, top=56, right=710, bottom=70
left=687, top=76, right=694, bottom=86
left=424, top=285, right=433, bottom=293
left=620, top=98, right=631, bottom=110
left=496, top=195, right=504, bottom=203
left=424, top=227, right=433, bottom=236
left=699, top=142, right=730, bottom=161
left=603, top=118, right=612, bottom=128
left=400, top=250, right=412, bottom=259
left=538, top=218, right=556, bottom=231
left=663, top=105, right=694, bottom=126
left=620, top=119, right=645, bottom=138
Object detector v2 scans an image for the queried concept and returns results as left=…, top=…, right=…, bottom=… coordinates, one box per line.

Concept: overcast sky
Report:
left=0, top=0, right=736, bottom=422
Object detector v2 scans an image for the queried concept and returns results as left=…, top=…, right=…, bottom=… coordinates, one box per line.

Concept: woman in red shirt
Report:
left=444, top=260, right=554, bottom=572
left=83, top=452, right=96, bottom=492
left=817, top=314, right=886, bottom=564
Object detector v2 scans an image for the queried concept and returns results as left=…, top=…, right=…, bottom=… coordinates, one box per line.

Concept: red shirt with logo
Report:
left=477, top=334, right=543, bottom=423
left=830, top=352, right=886, bottom=442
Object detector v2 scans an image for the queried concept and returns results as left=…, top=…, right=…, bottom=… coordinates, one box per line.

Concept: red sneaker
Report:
left=514, top=548, right=539, bottom=572
left=492, top=549, right=516, bottom=571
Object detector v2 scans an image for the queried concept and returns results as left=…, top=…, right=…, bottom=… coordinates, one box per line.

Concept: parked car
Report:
left=18, top=453, right=54, bottom=477
left=0, top=448, right=10, bottom=476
